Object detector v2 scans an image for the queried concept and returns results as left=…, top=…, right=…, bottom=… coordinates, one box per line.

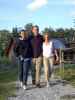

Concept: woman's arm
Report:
left=13, top=38, right=20, bottom=57
left=53, top=41, right=59, bottom=61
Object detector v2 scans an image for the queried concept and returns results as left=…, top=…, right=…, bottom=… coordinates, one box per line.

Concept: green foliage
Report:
left=12, top=27, right=18, bottom=37
left=0, top=57, right=11, bottom=65
left=42, top=27, right=75, bottom=39
left=42, top=27, right=54, bottom=36
left=0, top=24, right=75, bottom=57
left=0, top=30, right=12, bottom=56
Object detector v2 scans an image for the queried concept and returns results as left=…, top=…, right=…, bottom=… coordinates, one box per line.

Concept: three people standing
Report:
left=14, top=25, right=59, bottom=90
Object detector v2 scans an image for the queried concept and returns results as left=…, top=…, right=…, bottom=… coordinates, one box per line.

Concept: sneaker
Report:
left=20, top=82, right=23, bottom=87
left=32, top=80, right=36, bottom=85
left=23, top=85, right=27, bottom=90
left=46, top=81, right=50, bottom=88
left=36, top=83, right=41, bottom=88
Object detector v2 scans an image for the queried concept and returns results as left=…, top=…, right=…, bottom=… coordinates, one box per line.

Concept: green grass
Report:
left=0, top=84, right=16, bottom=100
left=0, top=68, right=18, bottom=100
left=0, top=56, right=11, bottom=65
left=61, top=95, right=75, bottom=100
left=0, top=57, right=18, bottom=100
left=0, top=68, right=18, bottom=83
left=0, top=57, right=75, bottom=100
left=55, top=64, right=75, bottom=86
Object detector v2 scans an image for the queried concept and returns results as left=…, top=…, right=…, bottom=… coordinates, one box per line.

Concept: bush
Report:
left=0, top=56, right=11, bottom=66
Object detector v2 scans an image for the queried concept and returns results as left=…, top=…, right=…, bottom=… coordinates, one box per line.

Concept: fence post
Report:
left=59, top=48, right=64, bottom=79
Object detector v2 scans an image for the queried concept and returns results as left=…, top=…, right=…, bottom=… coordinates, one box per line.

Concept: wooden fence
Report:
left=59, top=47, right=75, bottom=78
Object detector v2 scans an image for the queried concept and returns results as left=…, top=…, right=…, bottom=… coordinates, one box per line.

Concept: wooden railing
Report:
left=59, top=47, right=75, bottom=78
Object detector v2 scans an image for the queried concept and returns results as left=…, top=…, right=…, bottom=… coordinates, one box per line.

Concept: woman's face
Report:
left=20, top=31, right=28, bottom=39
left=44, top=34, right=49, bottom=41
left=20, top=31, right=25, bottom=38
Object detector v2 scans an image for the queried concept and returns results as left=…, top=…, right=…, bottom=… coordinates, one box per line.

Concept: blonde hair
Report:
left=20, top=30, right=29, bottom=39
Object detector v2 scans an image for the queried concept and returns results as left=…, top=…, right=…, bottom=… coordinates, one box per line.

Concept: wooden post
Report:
left=59, top=47, right=75, bottom=79
left=62, top=50, right=64, bottom=79
left=59, top=48, right=62, bottom=79
left=59, top=48, right=64, bottom=79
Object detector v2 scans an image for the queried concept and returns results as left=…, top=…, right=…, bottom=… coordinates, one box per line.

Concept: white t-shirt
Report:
left=43, top=40, right=54, bottom=58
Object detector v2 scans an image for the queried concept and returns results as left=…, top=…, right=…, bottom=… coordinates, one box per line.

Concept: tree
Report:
left=0, top=30, right=12, bottom=56
left=12, top=27, right=18, bottom=37
left=42, top=27, right=54, bottom=36
left=56, top=28, right=64, bottom=33
left=68, top=28, right=75, bottom=41
left=56, top=28, right=65, bottom=38
left=42, top=27, right=50, bottom=34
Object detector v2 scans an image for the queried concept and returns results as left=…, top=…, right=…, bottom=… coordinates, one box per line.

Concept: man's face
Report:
left=32, top=27, right=39, bottom=36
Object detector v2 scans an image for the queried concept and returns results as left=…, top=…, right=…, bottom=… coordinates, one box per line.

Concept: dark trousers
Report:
left=19, top=59, right=23, bottom=82
left=18, top=59, right=35, bottom=85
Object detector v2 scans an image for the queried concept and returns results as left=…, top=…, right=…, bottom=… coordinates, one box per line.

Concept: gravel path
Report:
left=8, top=76, right=75, bottom=100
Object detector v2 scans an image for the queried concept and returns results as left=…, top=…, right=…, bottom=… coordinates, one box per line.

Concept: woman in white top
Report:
left=43, top=33, right=58, bottom=87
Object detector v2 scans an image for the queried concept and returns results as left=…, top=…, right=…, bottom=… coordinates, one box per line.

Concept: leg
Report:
left=31, top=58, right=36, bottom=85
left=49, top=57, right=54, bottom=78
left=43, top=57, right=49, bottom=82
left=36, top=57, right=42, bottom=85
left=18, top=60, right=23, bottom=82
left=23, top=60, right=31, bottom=85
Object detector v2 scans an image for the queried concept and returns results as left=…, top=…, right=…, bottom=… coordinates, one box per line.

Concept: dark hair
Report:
left=20, top=29, right=25, bottom=33
left=32, top=25, right=39, bottom=31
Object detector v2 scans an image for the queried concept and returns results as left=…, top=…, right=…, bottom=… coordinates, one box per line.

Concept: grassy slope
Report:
left=0, top=57, right=18, bottom=100
left=0, top=57, right=75, bottom=100
left=55, top=63, right=75, bottom=86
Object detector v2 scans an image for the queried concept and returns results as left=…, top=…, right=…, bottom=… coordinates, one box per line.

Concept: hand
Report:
left=19, top=55, right=23, bottom=61
left=16, top=57, right=18, bottom=60
left=32, top=59, right=36, bottom=64
left=56, top=56, right=59, bottom=62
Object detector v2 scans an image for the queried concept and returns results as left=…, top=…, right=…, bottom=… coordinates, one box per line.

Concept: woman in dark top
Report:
left=14, top=30, right=33, bottom=90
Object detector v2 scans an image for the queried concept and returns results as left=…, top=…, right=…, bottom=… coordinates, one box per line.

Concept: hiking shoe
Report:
left=20, top=82, right=23, bottom=87
left=32, top=80, right=36, bottom=85
left=46, top=81, right=50, bottom=88
left=23, top=85, right=27, bottom=90
left=36, top=83, right=41, bottom=88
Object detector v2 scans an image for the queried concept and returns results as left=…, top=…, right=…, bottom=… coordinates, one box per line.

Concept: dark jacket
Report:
left=30, top=34, right=43, bottom=58
left=14, top=37, right=33, bottom=59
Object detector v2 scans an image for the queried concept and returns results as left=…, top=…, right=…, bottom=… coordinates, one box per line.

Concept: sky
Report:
left=0, top=0, right=75, bottom=32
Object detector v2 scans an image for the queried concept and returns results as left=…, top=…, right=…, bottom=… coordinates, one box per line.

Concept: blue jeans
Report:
left=18, top=59, right=32, bottom=85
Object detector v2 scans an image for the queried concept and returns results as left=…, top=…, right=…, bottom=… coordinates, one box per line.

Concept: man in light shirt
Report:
left=43, top=32, right=59, bottom=87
